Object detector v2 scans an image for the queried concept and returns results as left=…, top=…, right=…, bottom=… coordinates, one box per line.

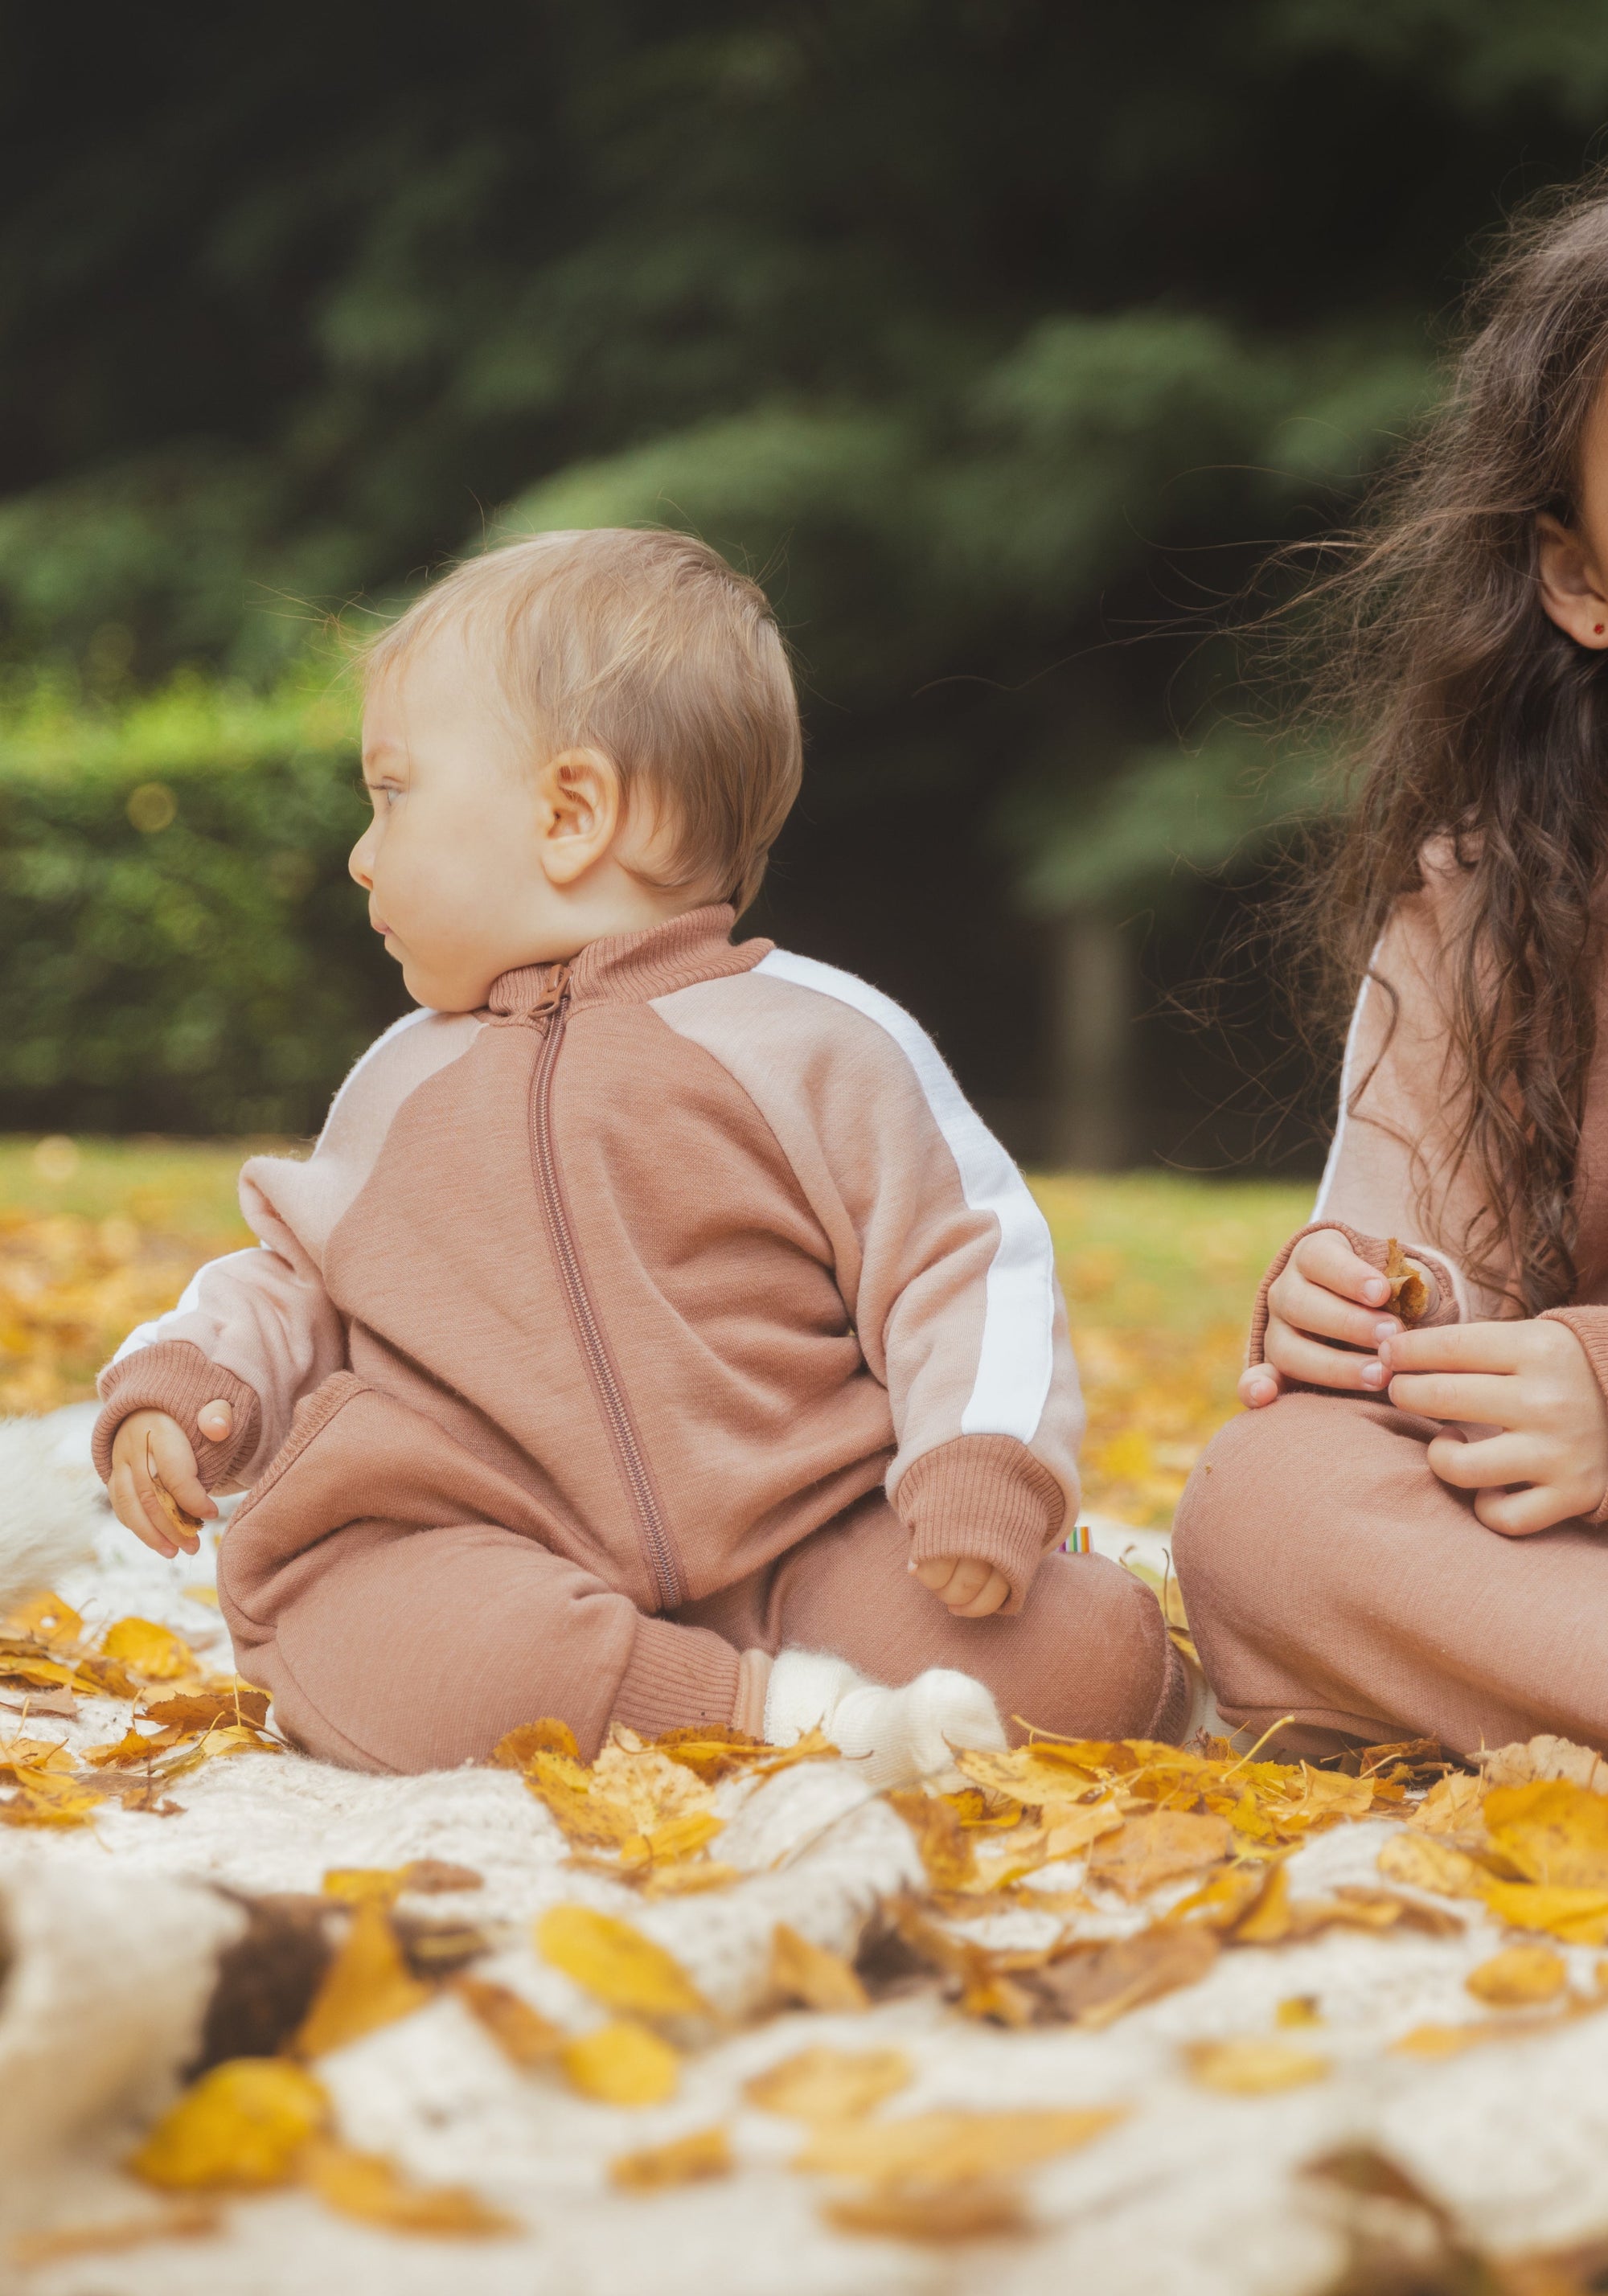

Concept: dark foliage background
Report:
left=5, top=1, right=1608, bottom=1148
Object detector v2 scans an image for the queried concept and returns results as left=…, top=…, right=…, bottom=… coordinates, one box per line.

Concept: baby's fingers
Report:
left=947, top=1567, right=1011, bottom=1619
left=109, top=1460, right=180, bottom=1559
left=912, top=1556, right=958, bottom=1595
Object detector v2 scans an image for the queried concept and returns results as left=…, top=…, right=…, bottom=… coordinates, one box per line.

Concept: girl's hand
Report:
left=912, top=1554, right=1012, bottom=1618
left=1380, top=1319, right=1608, bottom=1534
left=109, top=1402, right=232, bottom=1557
left=1238, top=1228, right=1405, bottom=1408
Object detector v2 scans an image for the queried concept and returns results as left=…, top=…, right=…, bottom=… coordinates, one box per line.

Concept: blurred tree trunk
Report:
left=1047, top=908, right=1131, bottom=1169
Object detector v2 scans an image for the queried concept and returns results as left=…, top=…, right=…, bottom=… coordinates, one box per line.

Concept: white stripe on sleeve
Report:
left=755, top=949, right=1057, bottom=1441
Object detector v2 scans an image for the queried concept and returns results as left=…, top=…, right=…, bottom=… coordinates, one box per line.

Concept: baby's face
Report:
left=351, top=635, right=559, bottom=1012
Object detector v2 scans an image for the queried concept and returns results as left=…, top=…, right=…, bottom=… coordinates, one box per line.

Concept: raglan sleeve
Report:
left=1249, top=857, right=1516, bottom=1371
left=91, top=1214, right=346, bottom=1494
left=742, top=964, right=1082, bottom=1612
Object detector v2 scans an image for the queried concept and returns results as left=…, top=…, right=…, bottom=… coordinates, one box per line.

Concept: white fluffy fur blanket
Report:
left=4, top=1408, right=1608, bottom=2294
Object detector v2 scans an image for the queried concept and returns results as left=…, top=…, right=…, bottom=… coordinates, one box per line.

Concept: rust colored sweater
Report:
left=94, top=907, right=1082, bottom=1615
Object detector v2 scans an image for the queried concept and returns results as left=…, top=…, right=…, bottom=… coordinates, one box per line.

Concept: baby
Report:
left=96, top=529, right=1183, bottom=1783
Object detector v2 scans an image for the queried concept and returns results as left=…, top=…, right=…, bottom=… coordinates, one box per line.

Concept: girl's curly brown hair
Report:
left=1299, top=172, right=1608, bottom=1314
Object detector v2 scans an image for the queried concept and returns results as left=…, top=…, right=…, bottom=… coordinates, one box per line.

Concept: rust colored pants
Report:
left=219, top=1373, right=1183, bottom=1773
left=1174, top=1391, right=1608, bottom=1760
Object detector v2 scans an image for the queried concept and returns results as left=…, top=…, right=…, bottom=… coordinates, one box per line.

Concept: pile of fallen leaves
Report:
left=0, top=1589, right=279, bottom=1827
left=21, top=1701, right=1608, bottom=2274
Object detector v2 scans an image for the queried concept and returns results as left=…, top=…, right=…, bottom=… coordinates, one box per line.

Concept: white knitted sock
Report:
left=763, top=1648, right=1007, bottom=1792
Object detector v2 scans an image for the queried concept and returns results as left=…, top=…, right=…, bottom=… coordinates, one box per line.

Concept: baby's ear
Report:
left=533, top=746, right=621, bottom=884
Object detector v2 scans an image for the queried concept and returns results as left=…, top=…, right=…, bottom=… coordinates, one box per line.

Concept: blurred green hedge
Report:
left=0, top=664, right=407, bottom=1135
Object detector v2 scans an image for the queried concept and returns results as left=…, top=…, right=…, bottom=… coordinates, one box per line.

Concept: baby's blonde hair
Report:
left=360, top=528, right=802, bottom=914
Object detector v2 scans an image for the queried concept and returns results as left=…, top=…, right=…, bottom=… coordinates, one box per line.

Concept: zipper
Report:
left=527, top=974, right=685, bottom=1611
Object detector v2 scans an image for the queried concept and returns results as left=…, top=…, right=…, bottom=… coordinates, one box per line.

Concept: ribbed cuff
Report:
left=1248, top=1222, right=1461, bottom=1369
left=92, top=1341, right=261, bottom=1490
left=894, top=1434, right=1065, bottom=1613
left=1540, top=1306, right=1608, bottom=1524
left=610, top=1613, right=742, bottom=1739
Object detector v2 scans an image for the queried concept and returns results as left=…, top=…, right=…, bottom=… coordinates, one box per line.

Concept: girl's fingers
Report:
left=1425, top=1431, right=1536, bottom=1490
left=1263, top=1325, right=1386, bottom=1392
left=1290, top=1229, right=1394, bottom=1308
left=1238, top=1365, right=1285, bottom=1408
left=1272, top=1268, right=1400, bottom=1351
left=1473, top=1482, right=1571, bottom=1538
left=1387, top=1371, right=1523, bottom=1427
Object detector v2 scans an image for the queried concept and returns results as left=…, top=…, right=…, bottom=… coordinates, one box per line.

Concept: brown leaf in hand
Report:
left=1384, top=1239, right=1429, bottom=1325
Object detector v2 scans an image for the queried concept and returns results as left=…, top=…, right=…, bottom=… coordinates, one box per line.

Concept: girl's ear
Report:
left=1536, top=512, right=1608, bottom=648
left=532, top=747, right=621, bottom=886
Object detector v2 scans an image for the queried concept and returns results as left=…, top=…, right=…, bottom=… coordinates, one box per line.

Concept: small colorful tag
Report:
left=1066, top=1522, right=1090, bottom=1556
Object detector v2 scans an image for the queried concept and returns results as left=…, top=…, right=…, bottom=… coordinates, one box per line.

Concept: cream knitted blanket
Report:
left=2, top=1407, right=1607, bottom=2296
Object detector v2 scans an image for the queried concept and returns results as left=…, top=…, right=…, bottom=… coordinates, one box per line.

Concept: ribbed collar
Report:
left=486, top=904, right=770, bottom=1017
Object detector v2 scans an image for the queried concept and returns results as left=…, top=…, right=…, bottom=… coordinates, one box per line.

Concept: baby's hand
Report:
left=1239, top=1228, right=1405, bottom=1408
left=109, top=1403, right=233, bottom=1558
left=912, top=1555, right=1011, bottom=1618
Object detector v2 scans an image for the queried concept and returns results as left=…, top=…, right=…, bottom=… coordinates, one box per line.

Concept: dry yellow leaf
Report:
left=770, top=1923, right=868, bottom=2013
left=536, top=1904, right=707, bottom=2017
left=9, top=2203, right=221, bottom=2265
left=1484, top=1780, right=1608, bottom=1889
left=322, top=1867, right=410, bottom=1905
left=823, top=2181, right=1029, bottom=2241
left=454, top=1975, right=564, bottom=2068
left=1466, top=1944, right=1567, bottom=2007
left=0, top=1766, right=104, bottom=1827
left=796, top=2107, right=1122, bottom=2185
left=887, top=1789, right=978, bottom=1891
left=952, top=1744, right=1106, bottom=1807
left=129, top=2059, right=329, bottom=2190
left=609, top=2126, right=732, bottom=2191
left=100, top=1617, right=197, bottom=1681
left=616, top=1809, right=726, bottom=1872
left=1479, top=1880, right=1608, bottom=1945
left=1479, top=1736, right=1608, bottom=1794
left=2, top=1590, right=83, bottom=1646
left=1087, top=1810, right=1233, bottom=1900
left=1376, top=1831, right=1489, bottom=1899
left=560, top=2019, right=680, bottom=2105
left=1032, top=1921, right=1219, bottom=2030
left=1409, top=1771, right=1488, bottom=1844
left=305, top=2140, right=514, bottom=2233
left=492, top=1716, right=580, bottom=1767
left=1231, top=1861, right=1294, bottom=1943
left=1384, top=1239, right=1430, bottom=1323
left=745, top=2046, right=912, bottom=2125
left=293, top=1899, right=433, bottom=2056
left=1393, top=2022, right=1501, bottom=2058
left=1185, top=2038, right=1330, bottom=2095
left=141, top=1685, right=271, bottom=1733
left=1277, top=1996, right=1323, bottom=2028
